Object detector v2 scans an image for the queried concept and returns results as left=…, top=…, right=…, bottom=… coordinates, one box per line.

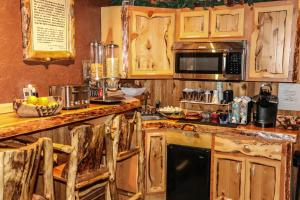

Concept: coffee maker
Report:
left=252, top=84, right=278, bottom=128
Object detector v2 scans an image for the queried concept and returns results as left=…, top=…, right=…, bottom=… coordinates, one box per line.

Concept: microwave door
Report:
left=175, top=52, right=223, bottom=74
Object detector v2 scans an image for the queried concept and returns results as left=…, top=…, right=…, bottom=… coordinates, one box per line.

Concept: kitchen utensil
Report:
left=105, top=42, right=120, bottom=78
left=253, top=83, right=278, bottom=127
left=210, top=112, right=219, bottom=124
left=90, top=96, right=124, bottom=104
left=217, top=82, right=223, bottom=103
left=121, top=87, right=146, bottom=96
left=219, top=112, right=228, bottom=124
left=223, top=90, right=233, bottom=103
left=204, top=90, right=212, bottom=103
left=211, top=90, right=219, bottom=104
left=49, top=85, right=90, bottom=110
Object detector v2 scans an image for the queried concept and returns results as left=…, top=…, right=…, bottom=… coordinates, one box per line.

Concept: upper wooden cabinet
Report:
left=101, top=6, right=175, bottom=79
left=178, top=9, right=209, bottom=39
left=129, top=8, right=175, bottom=78
left=248, top=3, right=295, bottom=82
left=210, top=7, right=245, bottom=37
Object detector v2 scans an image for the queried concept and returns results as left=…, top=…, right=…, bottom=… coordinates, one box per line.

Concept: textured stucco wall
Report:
left=0, top=0, right=107, bottom=103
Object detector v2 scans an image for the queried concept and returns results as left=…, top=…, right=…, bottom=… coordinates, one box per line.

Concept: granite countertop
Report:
left=142, top=119, right=299, bottom=143
left=0, top=98, right=140, bottom=140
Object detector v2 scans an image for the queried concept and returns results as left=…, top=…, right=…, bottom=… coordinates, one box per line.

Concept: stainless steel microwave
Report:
left=173, top=41, right=246, bottom=81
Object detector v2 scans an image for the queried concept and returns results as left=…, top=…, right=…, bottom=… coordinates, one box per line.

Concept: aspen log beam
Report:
left=136, top=112, right=145, bottom=199
left=106, top=115, right=121, bottom=200
left=43, top=138, right=55, bottom=200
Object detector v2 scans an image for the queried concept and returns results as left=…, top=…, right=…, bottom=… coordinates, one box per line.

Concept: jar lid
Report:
left=106, top=42, right=119, bottom=48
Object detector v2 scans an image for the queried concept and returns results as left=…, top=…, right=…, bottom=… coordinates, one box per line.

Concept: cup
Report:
left=223, top=90, right=233, bottom=103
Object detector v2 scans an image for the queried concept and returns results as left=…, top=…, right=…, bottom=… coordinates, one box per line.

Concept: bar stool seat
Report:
left=53, top=163, right=109, bottom=189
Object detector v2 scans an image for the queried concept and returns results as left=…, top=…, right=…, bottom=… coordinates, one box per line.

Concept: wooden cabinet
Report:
left=178, top=9, right=209, bottom=39
left=129, top=7, right=175, bottom=78
left=210, top=7, right=244, bottom=37
left=101, top=6, right=175, bottom=79
left=212, top=135, right=283, bottom=200
left=145, top=131, right=166, bottom=194
left=213, top=154, right=245, bottom=200
left=248, top=3, right=295, bottom=81
left=245, top=158, right=281, bottom=200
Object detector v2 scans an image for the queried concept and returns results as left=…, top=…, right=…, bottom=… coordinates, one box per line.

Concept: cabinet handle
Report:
left=243, top=145, right=251, bottom=153
left=236, top=163, right=240, bottom=174
left=251, top=165, right=256, bottom=176
left=222, top=53, right=227, bottom=75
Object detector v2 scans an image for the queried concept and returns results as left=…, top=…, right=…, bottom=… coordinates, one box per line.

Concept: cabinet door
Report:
left=145, top=132, right=166, bottom=193
left=129, top=8, right=175, bottom=78
left=248, top=4, right=294, bottom=81
left=210, top=7, right=244, bottom=37
left=178, top=10, right=209, bottom=39
left=245, top=158, right=281, bottom=200
left=213, top=154, right=245, bottom=200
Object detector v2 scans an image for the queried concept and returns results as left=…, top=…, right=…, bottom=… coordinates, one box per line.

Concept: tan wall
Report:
left=0, top=0, right=110, bottom=103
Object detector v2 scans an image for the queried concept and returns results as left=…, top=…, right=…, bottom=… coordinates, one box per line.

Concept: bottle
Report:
left=217, top=82, right=223, bottom=103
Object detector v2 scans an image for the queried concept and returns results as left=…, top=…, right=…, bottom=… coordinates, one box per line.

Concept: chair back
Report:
left=0, top=137, right=54, bottom=200
left=63, top=124, right=106, bottom=180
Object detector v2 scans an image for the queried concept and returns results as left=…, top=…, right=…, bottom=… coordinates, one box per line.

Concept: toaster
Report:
left=49, top=85, right=90, bottom=109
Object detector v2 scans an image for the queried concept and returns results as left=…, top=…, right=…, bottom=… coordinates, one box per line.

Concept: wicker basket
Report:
left=13, top=96, right=63, bottom=117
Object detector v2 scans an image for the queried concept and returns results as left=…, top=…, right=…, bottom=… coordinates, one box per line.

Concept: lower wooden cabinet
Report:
left=145, top=132, right=166, bottom=194
left=213, top=153, right=281, bottom=200
left=213, top=135, right=282, bottom=200
left=245, top=158, right=281, bottom=200
left=213, top=154, right=245, bottom=200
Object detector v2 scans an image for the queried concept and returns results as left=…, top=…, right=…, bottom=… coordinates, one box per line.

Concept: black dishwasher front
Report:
left=167, top=144, right=211, bottom=200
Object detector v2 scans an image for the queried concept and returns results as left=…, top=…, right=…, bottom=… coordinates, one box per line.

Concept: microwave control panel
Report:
left=226, top=52, right=242, bottom=75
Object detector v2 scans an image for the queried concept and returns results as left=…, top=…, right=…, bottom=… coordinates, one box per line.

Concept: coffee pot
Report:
left=252, top=84, right=278, bottom=128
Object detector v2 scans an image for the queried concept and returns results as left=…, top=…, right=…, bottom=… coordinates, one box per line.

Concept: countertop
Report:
left=143, top=120, right=299, bottom=143
left=0, top=98, right=140, bottom=140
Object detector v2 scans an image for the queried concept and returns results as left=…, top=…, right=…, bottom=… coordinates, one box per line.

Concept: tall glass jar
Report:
left=90, top=42, right=104, bottom=83
left=105, top=42, right=120, bottom=78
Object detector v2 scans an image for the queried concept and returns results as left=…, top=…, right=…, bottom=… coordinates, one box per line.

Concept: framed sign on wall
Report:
left=21, top=0, right=75, bottom=63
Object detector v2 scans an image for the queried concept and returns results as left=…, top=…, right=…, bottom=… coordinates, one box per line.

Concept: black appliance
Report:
left=167, top=144, right=211, bottom=200
left=253, top=84, right=278, bottom=128
left=173, top=41, right=246, bottom=81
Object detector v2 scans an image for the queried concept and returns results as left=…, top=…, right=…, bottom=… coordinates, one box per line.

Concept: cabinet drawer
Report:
left=214, top=135, right=282, bottom=160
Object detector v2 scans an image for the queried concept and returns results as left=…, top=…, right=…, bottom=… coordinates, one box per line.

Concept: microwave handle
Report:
left=222, top=53, right=227, bottom=74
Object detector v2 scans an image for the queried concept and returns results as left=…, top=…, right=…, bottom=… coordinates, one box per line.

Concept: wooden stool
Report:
left=52, top=122, right=110, bottom=200
left=0, top=137, right=54, bottom=200
left=105, top=112, right=144, bottom=200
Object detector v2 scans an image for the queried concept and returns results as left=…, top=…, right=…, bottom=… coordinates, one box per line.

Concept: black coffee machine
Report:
left=252, top=84, right=278, bottom=128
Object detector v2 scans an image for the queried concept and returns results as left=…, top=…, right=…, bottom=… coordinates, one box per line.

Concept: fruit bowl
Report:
left=13, top=96, right=63, bottom=117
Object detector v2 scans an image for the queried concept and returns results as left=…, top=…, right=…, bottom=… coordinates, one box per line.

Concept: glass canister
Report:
left=90, top=42, right=104, bottom=83
left=105, top=42, right=120, bottom=78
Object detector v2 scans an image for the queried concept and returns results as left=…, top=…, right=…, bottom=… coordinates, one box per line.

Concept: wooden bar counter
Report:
left=0, top=98, right=140, bottom=140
